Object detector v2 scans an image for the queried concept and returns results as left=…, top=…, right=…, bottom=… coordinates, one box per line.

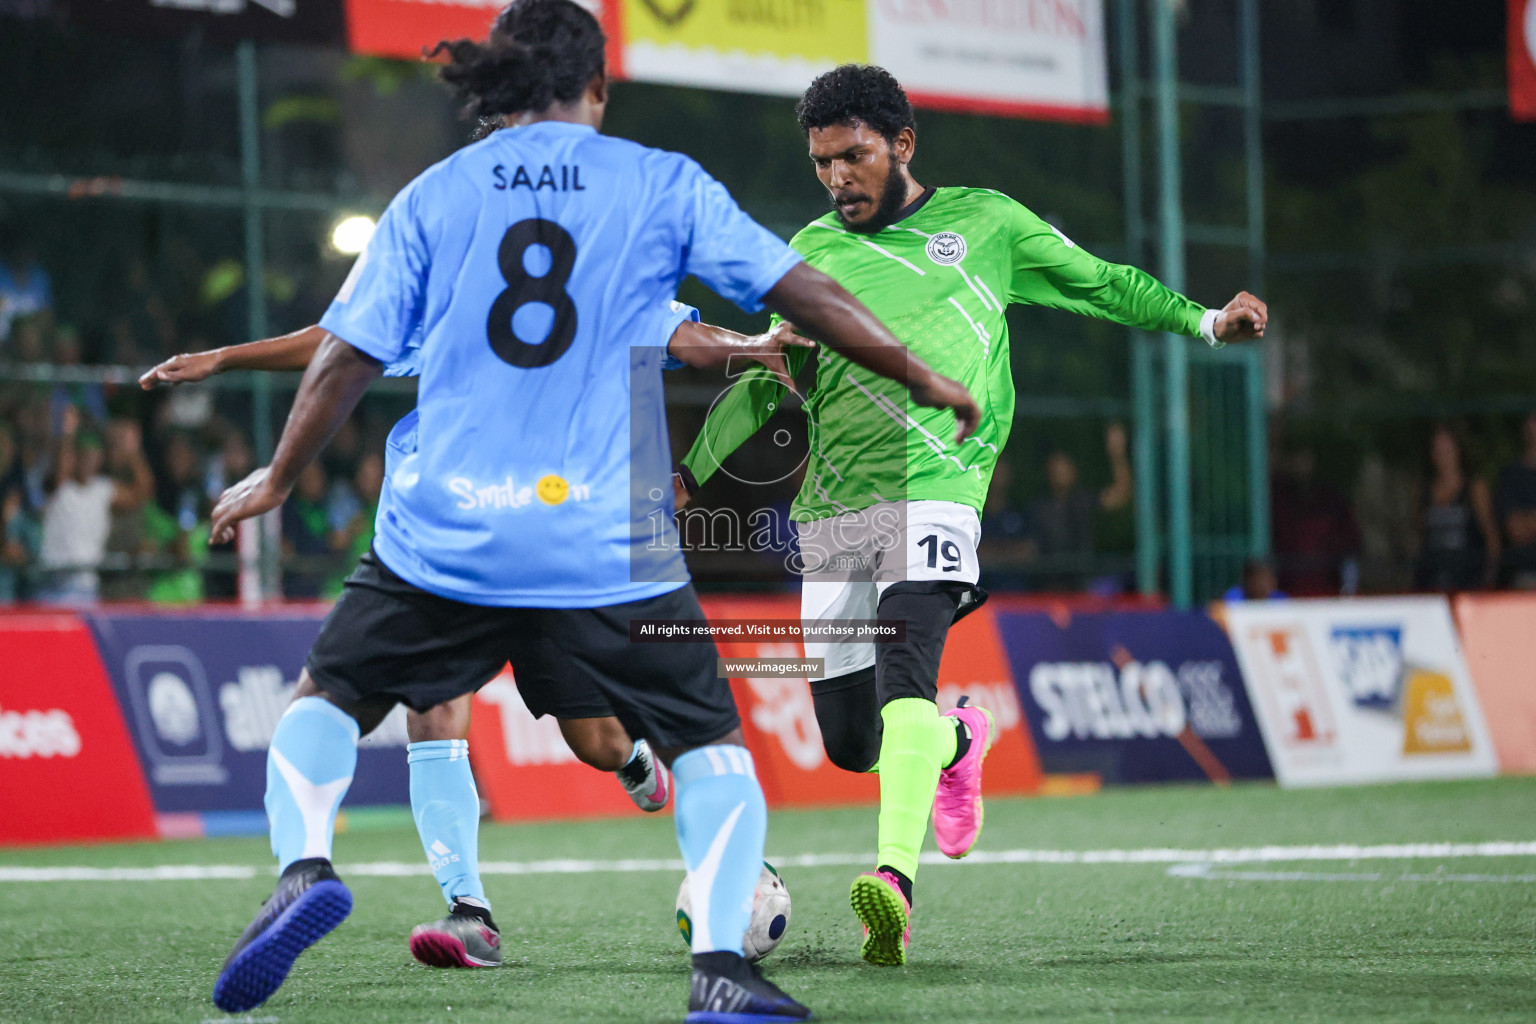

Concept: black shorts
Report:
left=306, top=550, right=738, bottom=749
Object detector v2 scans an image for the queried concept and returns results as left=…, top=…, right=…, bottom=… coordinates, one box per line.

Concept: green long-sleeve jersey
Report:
left=681, top=186, right=1209, bottom=521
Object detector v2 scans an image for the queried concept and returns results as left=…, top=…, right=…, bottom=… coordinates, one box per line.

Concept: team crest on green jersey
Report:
left=925, top=231, right=966, bottom=265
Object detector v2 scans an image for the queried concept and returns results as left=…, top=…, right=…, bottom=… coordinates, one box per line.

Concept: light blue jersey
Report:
left=319, top=120, right=795, bottom=606
left=375, top=300, right=699, bottom=557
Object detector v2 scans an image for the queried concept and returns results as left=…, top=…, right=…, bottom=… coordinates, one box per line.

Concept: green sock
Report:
left=937, top=715, right=959, bottom=768
left=875, top=698, right=945, bottom=881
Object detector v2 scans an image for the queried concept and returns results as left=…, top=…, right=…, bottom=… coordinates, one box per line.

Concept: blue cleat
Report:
left=213, top=857, right=352, bottom=1013
left=686, top=951, right=811, bottom=1023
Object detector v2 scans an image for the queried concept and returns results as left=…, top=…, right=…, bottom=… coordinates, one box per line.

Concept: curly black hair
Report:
left=795, top=64, right=915, bottom=143
left=434, top=0, right=606, bottom=120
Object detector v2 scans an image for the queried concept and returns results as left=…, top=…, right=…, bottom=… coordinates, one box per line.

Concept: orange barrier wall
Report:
left=1453, top=593, right=1536, bottom=775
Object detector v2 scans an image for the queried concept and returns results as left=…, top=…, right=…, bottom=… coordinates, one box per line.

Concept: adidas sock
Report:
left=265, top=696, right=359, bottom=871
left=875, top=698, right=945, bottom=884
left=408, top=739, right=488, bottom=909
left=943, top=719, right=971, bottom=770
left=672, top=745, right=768, bottom=956
left=876, top=864, right=915, bottom=906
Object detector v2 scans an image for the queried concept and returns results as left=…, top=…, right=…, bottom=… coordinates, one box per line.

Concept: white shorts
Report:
left=796, top=500, right=981, bottom=679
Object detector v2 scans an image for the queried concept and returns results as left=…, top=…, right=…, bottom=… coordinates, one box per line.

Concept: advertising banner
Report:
left=1223, top=597, right=1497, bottom=787
left=345, top=0, right=1107, bottom=123
left=1453, top=593, right=1536, bottom=774
left=996, top=608, right=1273, bottom=784
left=469, top=666, right=649, bottom=820
left=623, top=0, right=1107, bottom=120
left=0, top=615, right=157, bottom=846
left=83, top=611, right=411, bottom=814
left=711, top=596, right=1043, bottom=807
left=1511, top=0, right=1536, bottom=122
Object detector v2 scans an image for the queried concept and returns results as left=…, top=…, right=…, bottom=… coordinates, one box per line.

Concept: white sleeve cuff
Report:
left=1199, top=308, right=1225, bottom=349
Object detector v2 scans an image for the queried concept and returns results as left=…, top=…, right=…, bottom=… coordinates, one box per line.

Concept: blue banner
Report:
left=995, top=609, right=1273, bottom=784
left=84, top=612, right=411, bottom=813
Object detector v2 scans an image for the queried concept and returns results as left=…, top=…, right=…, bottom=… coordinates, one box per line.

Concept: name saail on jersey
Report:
left=492, top=163, right=587, bottom=191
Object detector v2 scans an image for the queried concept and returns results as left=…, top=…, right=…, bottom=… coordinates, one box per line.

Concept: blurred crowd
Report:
left=0, top=239, right=388, bottom=606
left=7, top=232, right=1536, bottom=605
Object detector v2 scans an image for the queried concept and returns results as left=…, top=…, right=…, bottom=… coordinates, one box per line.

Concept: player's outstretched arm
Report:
left=762, top=263, right=979, bottom=441
left=210, top=333, right=382, bottom=544
left=139, top=325, right=327, bottom=389
left=667, top=320, right=815, bottom=397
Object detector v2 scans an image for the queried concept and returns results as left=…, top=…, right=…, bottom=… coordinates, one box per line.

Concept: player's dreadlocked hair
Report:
left=434, top=0, right=606, bottom=120
left=795, top=64, right=915, bottom=143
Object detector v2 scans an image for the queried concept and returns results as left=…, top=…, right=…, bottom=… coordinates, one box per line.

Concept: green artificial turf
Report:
left=1, top=778, right=1533, bottom=1023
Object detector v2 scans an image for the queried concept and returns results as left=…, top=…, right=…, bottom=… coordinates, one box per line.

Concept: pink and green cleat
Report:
left=849, top=870, right=911, bottom=966
left=933, top=699, right=996, bottom=859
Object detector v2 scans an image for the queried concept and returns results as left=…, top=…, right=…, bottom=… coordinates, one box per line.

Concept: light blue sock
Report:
left=408, top=739, right=488, bottom=909
left=672, top=745, right=768, bottom=956
left=265, top=696, right=359, bottom=871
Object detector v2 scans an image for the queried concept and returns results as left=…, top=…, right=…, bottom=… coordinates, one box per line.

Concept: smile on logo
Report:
left=537, top=474, right=570, bottom=506
left=639, top=0, right=696, bottom=27
left=925, top=231, right=967, bottom=266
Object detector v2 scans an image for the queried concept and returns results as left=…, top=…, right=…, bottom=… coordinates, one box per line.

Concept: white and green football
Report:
left=675, top=861, right=791, bottom=963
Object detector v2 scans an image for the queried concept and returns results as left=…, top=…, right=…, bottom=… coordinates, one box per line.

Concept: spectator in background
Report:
left=281, top=461, right=332, bottom=599
left=0, top=234, right=52, bottom=344
left=47, top=325, right=110, bottom=428
left=37, top=406, right=153, bottom=604
left=0, top=423, right=40, bottom=603
left=1271, top=445, right=1361, bottom=596
left=203, top=429, right=255, bottom=600
left=1030, top=448, right=1095, bottom=585
left=1222, top=557, right=1285, bottom=602
left=978, top=457, right=1034, bottom=591
left=1494, top=412, right=1536, bottom=589
left=6, top=315, right=47, bottom=363
left=141, top=432, right=208, bottom=604
left=1028, top=423, right=1136, bottom=591
left=1413, top=424, right=1498, bottom=592
left=325, top=452, right=384, bottom=597
left=100, top=419, right=156, bottom=600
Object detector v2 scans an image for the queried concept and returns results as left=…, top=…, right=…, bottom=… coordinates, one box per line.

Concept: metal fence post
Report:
left=1154, top=0, right=1192, bottom=608
left=237, top=40, right=278, bottom=600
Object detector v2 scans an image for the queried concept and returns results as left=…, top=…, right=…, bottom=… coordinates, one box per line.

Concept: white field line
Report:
left=2, top=841, right=1534, bottom=883
left=1168, top=862, right=1536, bottom=884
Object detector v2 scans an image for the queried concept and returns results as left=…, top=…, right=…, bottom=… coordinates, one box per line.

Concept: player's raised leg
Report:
left=213, top=675, right=388, bottom=1012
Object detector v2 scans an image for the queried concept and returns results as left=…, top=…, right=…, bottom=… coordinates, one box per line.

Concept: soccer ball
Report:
left=675, top=861, right=791, bottom=962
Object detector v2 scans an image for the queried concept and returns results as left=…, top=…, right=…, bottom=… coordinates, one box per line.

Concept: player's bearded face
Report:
left=809, top=123, right=911, bottom=234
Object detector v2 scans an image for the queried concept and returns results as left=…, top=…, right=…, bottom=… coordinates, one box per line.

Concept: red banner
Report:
left=1512, top=0, right=1536, bottom=121
left=0, top=616, right=157, bottom=845
left=344, top=0, right=625, bottom=76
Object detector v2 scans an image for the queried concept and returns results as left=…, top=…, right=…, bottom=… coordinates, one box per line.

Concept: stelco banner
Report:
left=1223, top=597, right=1498, bottom=788
left=83, top=611, right=411, bottom=814
left=996, top=607, right=1274, bottom=784
left=344, top=0, right=1108, bottom=122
